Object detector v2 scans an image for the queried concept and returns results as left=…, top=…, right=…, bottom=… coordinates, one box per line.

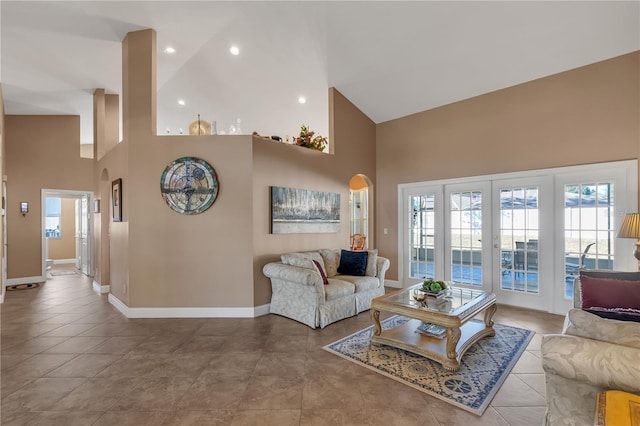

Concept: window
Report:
left=45, top=197, right=61, bottom=238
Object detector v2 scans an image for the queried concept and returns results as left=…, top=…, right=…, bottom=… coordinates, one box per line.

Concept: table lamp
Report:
left=617, top=213, right=640, bottom=269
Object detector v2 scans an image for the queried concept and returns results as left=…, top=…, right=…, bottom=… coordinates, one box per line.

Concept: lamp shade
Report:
left=618, top=213, right=640, bottom=239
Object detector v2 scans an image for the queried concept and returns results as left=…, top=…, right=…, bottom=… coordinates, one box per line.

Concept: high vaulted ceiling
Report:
left=2, top=1, right=639, bottom=145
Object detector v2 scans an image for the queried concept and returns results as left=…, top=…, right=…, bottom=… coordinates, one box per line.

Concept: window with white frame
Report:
left=45, top=197, right=61, bottom=239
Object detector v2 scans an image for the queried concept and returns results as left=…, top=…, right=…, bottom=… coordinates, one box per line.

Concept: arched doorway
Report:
left=349, top=174, right=373, bottom=249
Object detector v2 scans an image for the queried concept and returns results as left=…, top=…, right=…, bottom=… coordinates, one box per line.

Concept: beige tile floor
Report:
left=1, top=265, right=564, bottom=425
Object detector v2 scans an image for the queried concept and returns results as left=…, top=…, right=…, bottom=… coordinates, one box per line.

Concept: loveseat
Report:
left=541, top=271, right=640, bottom=425
left=262, top=249, right=390, bottom=328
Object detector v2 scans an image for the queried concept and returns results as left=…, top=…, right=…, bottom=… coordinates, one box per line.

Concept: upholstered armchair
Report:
left=541, top=272, right=640, bottom=425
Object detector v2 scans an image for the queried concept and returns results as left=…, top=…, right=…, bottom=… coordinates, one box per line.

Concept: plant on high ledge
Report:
left=295, top=124, right=327, bottom=151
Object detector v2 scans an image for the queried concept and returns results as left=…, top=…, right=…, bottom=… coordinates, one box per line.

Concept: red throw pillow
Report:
left=312, top=260, right=329, bottom=285
left=580, top=275, right=640, bottom=311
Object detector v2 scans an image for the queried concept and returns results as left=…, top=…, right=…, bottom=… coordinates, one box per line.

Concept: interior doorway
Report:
left=349, top=174, right=373, bottom=250
left=41, top=189, right=94, bottom=278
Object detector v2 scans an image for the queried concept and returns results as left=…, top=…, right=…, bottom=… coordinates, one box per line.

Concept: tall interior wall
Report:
left=4, top=115, right=94, bottom=280
left=252, top=88, right=376, bottom=306
left=376, top=51, right=640, bottom=280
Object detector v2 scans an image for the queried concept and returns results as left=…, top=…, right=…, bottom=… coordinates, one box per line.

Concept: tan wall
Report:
left=376, top=51, right=640, bottom=279
left=0, top=85, right=5, bottom=301
left=93, top=30, right=377, bottom=309
left=80, top=144, right=93, bottom=159
left=5, top=115, right=94, bottom=279
left=252, top=88, right=376, bottom=306
left=48, top=198, right=76, bottom=260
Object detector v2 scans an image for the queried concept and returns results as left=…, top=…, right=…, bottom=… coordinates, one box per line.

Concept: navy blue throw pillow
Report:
left=337, top=249, right=368, bottom=276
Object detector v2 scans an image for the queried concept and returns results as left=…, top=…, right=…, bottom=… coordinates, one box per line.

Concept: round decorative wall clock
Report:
left=160, top=157, right=219, bottom=215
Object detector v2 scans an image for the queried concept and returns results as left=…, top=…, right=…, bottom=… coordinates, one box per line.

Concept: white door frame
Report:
left=41, top=189, right=94, bottom=278
left=1, top=181, right=7, bottom=302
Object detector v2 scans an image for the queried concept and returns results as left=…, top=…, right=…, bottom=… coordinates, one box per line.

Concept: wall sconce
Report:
left=94, top=199, right=100, bottom=213
left=20, top=201, right=29, bottom=216
left=618, top=212, right=640, bottom=269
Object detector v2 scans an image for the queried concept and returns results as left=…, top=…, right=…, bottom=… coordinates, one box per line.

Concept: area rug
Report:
left=323, top=315, right=534, bottom=415
left=7, top=283, right=40, bottom=291
left=50, top=270, right=78, bottom=276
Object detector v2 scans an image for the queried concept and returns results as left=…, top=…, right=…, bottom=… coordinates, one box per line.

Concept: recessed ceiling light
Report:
left=164, top=46, right=176, bottom=54
left=298, top=96, right=307, bottom=104
left=229, top=45, right=240, bottom=56
left=177, top=99, right=185, bottom=106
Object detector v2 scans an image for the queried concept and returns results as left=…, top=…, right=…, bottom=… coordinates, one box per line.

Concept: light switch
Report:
left=384, top=228, right=388, bottom=235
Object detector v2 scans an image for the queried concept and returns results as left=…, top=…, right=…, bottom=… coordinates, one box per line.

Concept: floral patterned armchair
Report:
left=541, top=273, right=640, bottom=425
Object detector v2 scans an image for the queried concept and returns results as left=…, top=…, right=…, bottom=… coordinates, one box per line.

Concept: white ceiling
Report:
left=2, top=1, right=639, bottom=145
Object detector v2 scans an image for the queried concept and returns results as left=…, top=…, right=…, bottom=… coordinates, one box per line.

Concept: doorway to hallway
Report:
left=41, top=189, right=94, bottom=278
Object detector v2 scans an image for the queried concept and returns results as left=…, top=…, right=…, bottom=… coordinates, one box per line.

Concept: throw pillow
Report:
left=579, top=275, right=640, bottom=311
left=365, top=249, right=378, bottom=277
left=580, top=269, right=640, bottom=281
left=584, top=307, right=640, bottom=323
left=319, top=249, right=341, bottom=277
left=565, top=308, right=640, bottom=348
left=312, top=260, right=329, bottom=285
left=281, top=252, right=327, bottom=275
left=337, top=249, right=368, bottom=276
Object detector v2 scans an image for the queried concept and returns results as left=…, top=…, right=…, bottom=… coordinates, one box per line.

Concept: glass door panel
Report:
left=499, top=187, right=539, bottom=294
left=493, top=176, right=552, bottom=310
left=409, top=194, right=436, bottom=279
left=449, top=191, right=483, bottom=286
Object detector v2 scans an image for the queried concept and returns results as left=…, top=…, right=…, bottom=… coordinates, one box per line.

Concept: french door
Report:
left=400, top=161, right=636, bottom=314
left=492, top=176, right=553, bottom=310
left=444, top=182, right=492, bottom=293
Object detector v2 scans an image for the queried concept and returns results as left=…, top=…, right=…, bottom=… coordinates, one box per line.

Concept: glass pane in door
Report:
left=564, top=183, right=615, bottom=299
left=410, top=195, right=435, bottom=279
left=499, top=187, right=539, bottom=293
left=450, top=191, right=482, bottom=286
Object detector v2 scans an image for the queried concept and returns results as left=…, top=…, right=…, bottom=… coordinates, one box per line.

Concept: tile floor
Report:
left=1, top=265, right=564, bottom=425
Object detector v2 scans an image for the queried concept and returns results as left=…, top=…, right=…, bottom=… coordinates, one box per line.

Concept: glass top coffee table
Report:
left=370, top=283, right=497, bottom=371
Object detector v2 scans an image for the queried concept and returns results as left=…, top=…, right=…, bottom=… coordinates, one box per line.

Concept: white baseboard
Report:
left=384, top=279, right=402, bottom=288
left=108, top=293, right=271, bottom=318
left=92, top=280, right=110, bottom=294
left=0, top=291, right=4, bottom=304
left=53, top=259, right=76, bottom=265
left=6, top=276, right=46, bottom=287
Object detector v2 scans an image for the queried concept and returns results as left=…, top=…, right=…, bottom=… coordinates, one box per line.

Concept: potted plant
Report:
left=295, top=125, right=327, bottom=151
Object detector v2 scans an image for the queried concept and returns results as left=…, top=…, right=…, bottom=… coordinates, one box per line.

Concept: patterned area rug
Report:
left=323, top=315, right=534, bottom=415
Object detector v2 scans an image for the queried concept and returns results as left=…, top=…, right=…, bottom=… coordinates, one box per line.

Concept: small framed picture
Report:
left=112, top=178, right=122, bottom=222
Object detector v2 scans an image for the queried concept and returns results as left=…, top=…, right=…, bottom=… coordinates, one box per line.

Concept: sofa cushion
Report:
left=281, top=252, right=326, bottom=274
left=337, top=275, right=380, bottom=292
left=365, top=249, right=378, bottom=277
left=324, top=279, right=355, bottom=301
left=579, top=275, right=640, bottom=312
left=337, top=250, right=368, bottom=276
left=319, top=249, right=341, bottom=277
left=564, top=308, right=640, bottom=349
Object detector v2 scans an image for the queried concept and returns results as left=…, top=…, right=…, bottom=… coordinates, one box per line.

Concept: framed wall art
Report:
left=270, top=186, right=340, bottom=234
left=112, top=178, right=122, bottom=222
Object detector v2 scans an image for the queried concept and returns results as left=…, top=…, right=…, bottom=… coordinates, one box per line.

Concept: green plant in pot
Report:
left=296, top=124, right=327, bottom=151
